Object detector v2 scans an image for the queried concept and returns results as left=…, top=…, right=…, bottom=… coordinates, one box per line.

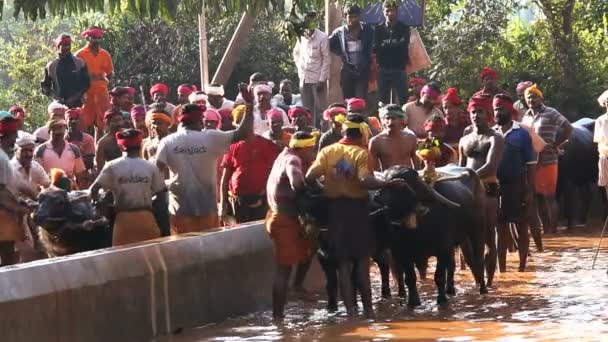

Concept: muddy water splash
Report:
left=158, top=233, right=608, bottom=341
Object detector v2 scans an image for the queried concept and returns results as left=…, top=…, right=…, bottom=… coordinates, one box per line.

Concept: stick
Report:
left=591, top=214, right=608, bottom=269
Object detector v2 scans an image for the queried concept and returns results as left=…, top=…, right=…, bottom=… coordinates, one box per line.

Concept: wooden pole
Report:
left=325, top=0, right=343, bottom=105
left=198, top=0, right=209, bottom=91
left=211, top=12, right=255, bottom=86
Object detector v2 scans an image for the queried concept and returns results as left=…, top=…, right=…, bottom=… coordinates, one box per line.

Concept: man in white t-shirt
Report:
left=594, top=89, right=608, bottom=193
left=251, top=83, right=289, bottom=136
left=156, top=96, right=254, bottom=234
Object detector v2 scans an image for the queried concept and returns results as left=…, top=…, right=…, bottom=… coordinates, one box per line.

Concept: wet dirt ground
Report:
left=160, top=228, right=608, bottom=341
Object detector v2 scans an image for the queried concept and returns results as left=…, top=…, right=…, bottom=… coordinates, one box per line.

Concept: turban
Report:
left=188, top=92, right=207, bottom=104
left=598, top=90, right=608, bottom=107
left=493, top=96, right=518, bottom=119
left=54, top=36, right=72, bottom=47
left=424, top=117, right=446, bottom=132
left=480, top=67, right=497, bottom=80
left=81, top=28, right=104, bottom=38
left=0, top=116, right=18, bottom=135
left=289, top=135, right=316, bottom=149
left=130, top=105, right=146, bottom=120
left=421, top=85, right=441, bottom=100
left=516, top=81, right=534, bottom=93
left=334, top=113, right=347, bottom=125
left=47, top=119, right=67, bottom=130
left=48, top=101, right=67, bottom=114
left=525, top=84, right=543, bottom=99
left=15, top=135, right=35, bottom=147
left=288, top=107, right=311, bottom=120
left=150, top=83, right=169, bottom=97
left=65, top=108, right=82, bottom=119
left=177, top=84, right=197, bottom=96
left=468, top=96, right=494, bottom=125
left=442, top=88, right=462, bottom=106
left=232, top=105, right=247, bottom=124
left=178, top=104, right=205, bottom=123
left=323, top=106, right=347, bottom=121
left=267, top=108, right=285, bottom=122
left=109, top=87, right=130, bottom=98
left=115, top=129, right=143, bottom=149
left=379, top=105, right=405, bottom=118
left=103, top=109, right=122, bottom=122
left=254, top=84, right=273, bottom=95
left=9, top=106, right=24, bottom=120
left=409, top=78, right=426, bottom=87
left=203, top=109, right=221, bottom=129
left=206, top=84, right=225, bottom=97
left=343, top=120, right=370, bottom=140
left=346, top=98, right=366, bottom=112
left=218, top=108, right=233, bottom=120
left=126, top=87, right=137, bottom=96
left=149, top=111, right=173, bottom=125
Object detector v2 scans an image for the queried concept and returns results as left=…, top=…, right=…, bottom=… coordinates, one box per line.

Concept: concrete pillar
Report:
left=325, top=0, right=343, bottom=105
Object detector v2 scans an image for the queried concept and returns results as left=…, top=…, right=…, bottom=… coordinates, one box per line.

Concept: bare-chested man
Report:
left=459, top=96, right=504, bottom=288
left=369, top=104, right=418, bottom=171
left=95, top=109, right=124, bottom=172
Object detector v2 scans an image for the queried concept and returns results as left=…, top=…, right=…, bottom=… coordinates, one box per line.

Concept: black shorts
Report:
left=498, top=177, right=526, bottom=223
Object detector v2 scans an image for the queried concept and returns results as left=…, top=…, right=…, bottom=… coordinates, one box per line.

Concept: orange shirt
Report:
left=75, top=46, right=113, bottom=90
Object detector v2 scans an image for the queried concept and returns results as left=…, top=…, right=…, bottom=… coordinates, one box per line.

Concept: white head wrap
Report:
left=188, top=92, right=208, bottom=104
left=15, top=134, right=35, bottom=147
left=599, top=89, right=608, bottom=107
left=47, top=101, right=67, bottom=114
left=254, top=84, right=273, bottom=95
left=206, top=85, right=225, bottom=97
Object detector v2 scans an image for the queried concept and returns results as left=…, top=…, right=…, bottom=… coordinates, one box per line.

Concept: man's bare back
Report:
left=369, top=130, right=418, bottom=171
left=96, top=133, right=122, bottom=170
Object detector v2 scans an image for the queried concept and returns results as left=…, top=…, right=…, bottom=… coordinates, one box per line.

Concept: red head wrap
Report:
left=150, top=83, right=169, bottom=97
left=130, top=105, right=146, bottom=121
left=65, top=108, right=82, bottom=119
left=203, top=109, right=221, bottom=129
left=103, top=109, right=122, bottom=122
left=81, top=28, right=105, bottom=38
left=115, top=129, right=143, bottom=149
left=346, top=98, right=366, bottom=112
left=493, top=96, right=518, bottom=119
left=218, top=108, right=233, bottom=120
left=126, top=87, right=137, bottom=96
left=421, top=85, right=441, bottom=100
left=516, top=81, right=534, bottom=93
left=54, top=36, right=72, bottom=47
left=409, top=77, right=426, bottom=88
left=288, top=107, right=312, bottom=120
left=0, top=117, right=19, bottom=135
left=323, top=106, right=347, bottom=121
left=480, top=67, right=497, bottom=80
left=468, top=96, right=494, bottom=125
left=178, top=104, right=205, bottom=123
left=265, top=108, right=283, bottom=123
left=442, top=88, right=462, bottom=106
left=177, top=84, right=197, bottom=96
left=424, top=117, right=447, bottom=132
left=9, top=106, right=25, bottom=120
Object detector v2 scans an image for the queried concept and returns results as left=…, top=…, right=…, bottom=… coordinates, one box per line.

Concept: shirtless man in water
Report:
left=459, top=96, right=504, bottom=288
left=369, top=104, right=418, bottom=171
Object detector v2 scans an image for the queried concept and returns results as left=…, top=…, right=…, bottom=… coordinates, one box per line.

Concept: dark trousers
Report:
left=152, top=193, right=170, bottom=237
left=230, top=195, right=268, bottom=223
left=341, top=70, right=369, bottom=101
left=377, top=68, right=408, bottom=105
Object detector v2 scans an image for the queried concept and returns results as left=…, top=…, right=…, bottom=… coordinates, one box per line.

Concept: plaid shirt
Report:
left=521, top=105, right=569, bottom=165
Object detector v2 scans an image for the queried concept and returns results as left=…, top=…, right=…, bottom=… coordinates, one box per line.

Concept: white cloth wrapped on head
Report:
left=47, top=101, right=67, bottom=113
left=188, top=92, right=208, bottom=104
left=15, top=134, right=36, bottom=147
left=206, top=85, right=225, bottom=97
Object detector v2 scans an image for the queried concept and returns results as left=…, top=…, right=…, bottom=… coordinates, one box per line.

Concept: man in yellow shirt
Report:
left=306, top=113, right=403, bottom=319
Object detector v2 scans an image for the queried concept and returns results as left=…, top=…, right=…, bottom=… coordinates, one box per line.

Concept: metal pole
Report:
left=591, top=214, right=608, bottom=269
left=198, top=0, right=209, bottom=91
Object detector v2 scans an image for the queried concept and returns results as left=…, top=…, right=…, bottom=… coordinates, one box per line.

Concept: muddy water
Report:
left=160, top=232, right=608, bottom=341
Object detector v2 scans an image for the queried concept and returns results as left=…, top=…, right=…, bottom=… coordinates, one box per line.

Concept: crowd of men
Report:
left=0, top=0, right=607, bottom=322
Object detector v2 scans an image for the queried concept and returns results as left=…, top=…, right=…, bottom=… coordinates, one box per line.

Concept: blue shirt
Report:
left=494, top=122, right=537, bottom=183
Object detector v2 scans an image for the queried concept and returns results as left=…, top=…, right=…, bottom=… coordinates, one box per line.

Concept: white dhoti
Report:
left=598, top=155, right=608, bottom=187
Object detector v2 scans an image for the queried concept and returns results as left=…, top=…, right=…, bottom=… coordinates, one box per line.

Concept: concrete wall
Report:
left=0, top=222, right=324, bottom=342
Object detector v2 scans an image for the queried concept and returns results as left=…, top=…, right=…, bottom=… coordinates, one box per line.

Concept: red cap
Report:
left=480, top=67, right=497, bottom=80
left=150, top=83, right=169, bottom=97
left=115, top=129, right=143, bottom=149
left=442, top=88, right=462, bottom=106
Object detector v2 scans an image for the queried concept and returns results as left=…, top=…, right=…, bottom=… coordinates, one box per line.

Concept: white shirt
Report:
left=253, top=107, right=290, bottom=136
left=0, top=149, right=17, bottom=195
left=595, top=113, right=608, bottom=156
left=271, top=94, right=303, bottom=108
left=10, top=159, right=51, bottom=198
left=293, top=29, right=330, bottom=85
left=156, top=128, right=233, bottom=216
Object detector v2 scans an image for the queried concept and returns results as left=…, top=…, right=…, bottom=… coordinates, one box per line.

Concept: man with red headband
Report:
left=514, top=81, right=533, bottom=121
left=262, top=109, right=292, bottom=149
left=442, top=88, right=468, bottom=147
left=369, top=104, right=417, bottom=172
left=521, top=84, right=572, bottom=235
left=41, top=33, right=90, bottom=109
left=318, top=104, right=348, bottom=151
left=176, top=84, right=197, bottom=105
left=130, top=105, right=148, bottom=138
left=156, top=85, right=255, bottom=234
left=423, top=115, right=457, bottom=167
left=404, top=82, right=444, bottom=138
left=459, top=95, right=504, bottom=288
left=109, top=86, right=134, bottom=113
left=149, top=83, right=176, bottom=122
left=95, top=109, right=124, bottom=172
left=90, top=129, right=166, bottom=246
left=408, top=77, right=426, bottom=103
left=493, top=94, right=538, bottom=272
left=65, top=108, right=95, bottom=176
left=8, top=106, right=35, bottom=141
left=473, top=67, right=509, bottom=100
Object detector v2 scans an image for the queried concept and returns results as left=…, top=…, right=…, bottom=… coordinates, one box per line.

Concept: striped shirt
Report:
left=522, top=105, right=569, bottom=165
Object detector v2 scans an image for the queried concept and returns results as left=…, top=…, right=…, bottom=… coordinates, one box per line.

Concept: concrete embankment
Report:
left=0, top=222, right=323, bottom=342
